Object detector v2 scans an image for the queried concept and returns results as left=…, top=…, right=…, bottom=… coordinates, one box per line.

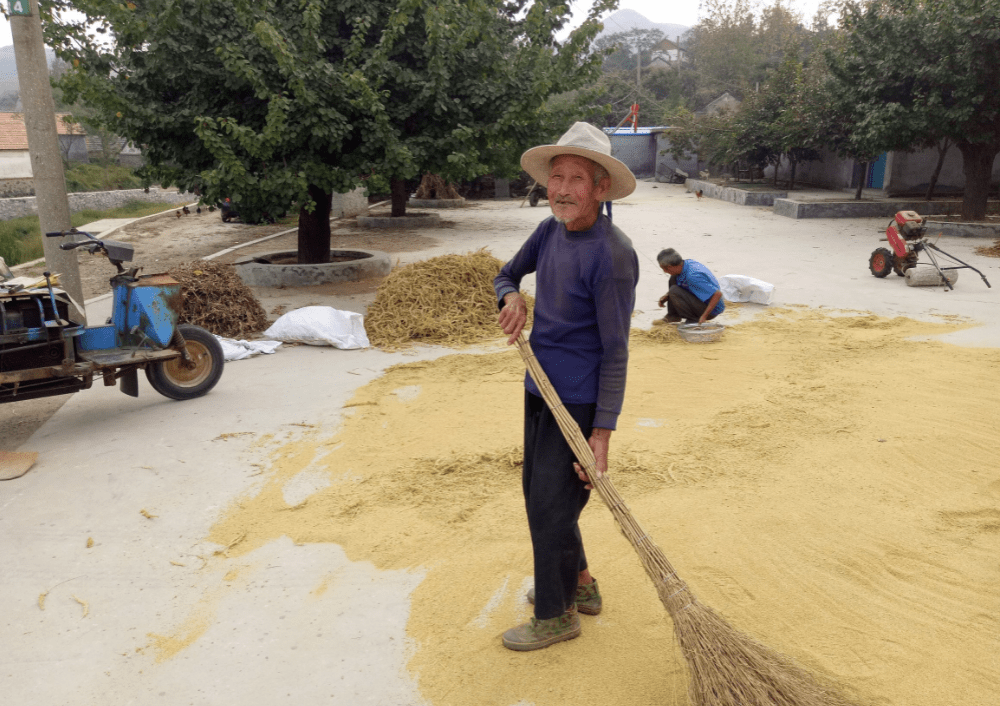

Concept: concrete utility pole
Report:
left=10, top=0, right=85, bottom=315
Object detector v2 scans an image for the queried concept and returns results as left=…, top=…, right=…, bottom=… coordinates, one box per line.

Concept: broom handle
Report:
left=514, top=334, right=609, bottom=489
left=513, top=333, right=691, bottom=604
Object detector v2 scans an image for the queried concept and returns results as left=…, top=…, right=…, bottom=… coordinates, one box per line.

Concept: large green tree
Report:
left=593, top=28, right=665, bottom=75
left=684, top=0, right=810, bottom=109
left=45, top=0, right=614, bottom=262
left=827, top=0, right=1000, bottom=219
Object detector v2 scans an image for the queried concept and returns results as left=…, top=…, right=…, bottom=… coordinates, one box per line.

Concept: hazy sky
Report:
left=1, top=0, right=827, bottom=52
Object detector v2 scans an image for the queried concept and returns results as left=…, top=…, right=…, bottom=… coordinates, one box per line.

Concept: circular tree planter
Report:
left=408, top=198, right=466, bottom=209
left=357, top=212, right=441, bottom=228
left=233, top=249, right=391, bottom=288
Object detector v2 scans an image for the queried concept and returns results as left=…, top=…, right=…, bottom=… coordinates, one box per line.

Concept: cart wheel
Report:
left=146, top=324, right=224, bottom=400
left=869, top=248, right=894, bottom=278
left=529, top=190, right=540, bottom=207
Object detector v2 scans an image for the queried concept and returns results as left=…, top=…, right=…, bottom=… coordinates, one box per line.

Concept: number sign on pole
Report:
left=9, top=0, right=32, bottom=16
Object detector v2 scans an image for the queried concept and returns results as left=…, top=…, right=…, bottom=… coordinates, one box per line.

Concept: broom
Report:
left=514, top=333, right=862, bottom=706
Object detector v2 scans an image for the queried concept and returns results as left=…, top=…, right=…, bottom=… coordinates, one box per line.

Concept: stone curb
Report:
left=357, top=212, right=441, bottom=228
left=924, top=220, right=1000, bottom=238
left=686, top=179, right=785, bottom=207
left=773, top=198, right=965, bottom=220
left=408, top=198, right=466, bottom=209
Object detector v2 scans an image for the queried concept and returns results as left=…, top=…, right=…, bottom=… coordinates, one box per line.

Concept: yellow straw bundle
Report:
left=365, top=248, right=532, bottom=348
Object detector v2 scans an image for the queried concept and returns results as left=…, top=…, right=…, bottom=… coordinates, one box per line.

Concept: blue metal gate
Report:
left=867, top=152, right=888, bottom=188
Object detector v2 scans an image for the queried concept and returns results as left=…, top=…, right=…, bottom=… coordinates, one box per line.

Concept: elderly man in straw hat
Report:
left=494, top=122, right=639, bottom=651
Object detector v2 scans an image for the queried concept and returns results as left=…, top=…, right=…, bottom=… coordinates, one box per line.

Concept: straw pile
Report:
left=514, top=333, right=862, bottom=706
left=414, top=173, right=462, bottom=200
left=973, top=239, right=1000, bottom=258
left=169, top=261, right=269, bottom=338
left=364, top=248, right=532, bottom=349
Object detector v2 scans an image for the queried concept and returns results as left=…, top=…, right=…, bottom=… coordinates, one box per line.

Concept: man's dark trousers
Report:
left=667, top=274, right=719, bottom=322
left=522, top=391, right=594, bottom=620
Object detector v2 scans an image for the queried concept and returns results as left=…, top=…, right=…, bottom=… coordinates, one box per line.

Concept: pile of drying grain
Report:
left=364, top=248, right=532, bottom=348
left=973, top=239, right=1000, bottom=258
left=169, top=261, right=269, bottom=338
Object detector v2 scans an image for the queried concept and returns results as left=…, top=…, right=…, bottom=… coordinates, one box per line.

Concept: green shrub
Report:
left=64, top=163, right=145, bottom=192
left=0, top=201, right=174, bottom=267
left=0, top=231, right=23, bottom=266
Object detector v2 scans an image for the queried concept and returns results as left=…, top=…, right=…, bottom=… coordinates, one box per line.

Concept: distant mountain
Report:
left=0, top=44, right=57, bottom=96
left=596, top=9, right=690, bottom=43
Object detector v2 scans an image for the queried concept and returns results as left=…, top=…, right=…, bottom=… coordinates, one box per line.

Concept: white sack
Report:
left=718, top=274, right=775, bottom=305
left=263, top=306, right=370, bottom=349
left=215, top=336, right=283, bottom=361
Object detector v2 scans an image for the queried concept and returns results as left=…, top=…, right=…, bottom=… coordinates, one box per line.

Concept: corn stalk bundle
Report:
left=514, top=333, right=862, bottom=706
left=170, top=261, right=268, bottom=338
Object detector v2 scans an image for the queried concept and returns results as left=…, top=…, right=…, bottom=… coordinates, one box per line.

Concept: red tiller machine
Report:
left=868, top=210, right=991, bottom=290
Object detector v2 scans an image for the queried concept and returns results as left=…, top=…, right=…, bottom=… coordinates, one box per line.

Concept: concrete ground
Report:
left=2, top=181, right=998, bottom=706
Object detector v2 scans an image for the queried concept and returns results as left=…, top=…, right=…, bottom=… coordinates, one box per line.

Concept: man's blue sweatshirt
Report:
left=494, top=215, right=639, bottom=430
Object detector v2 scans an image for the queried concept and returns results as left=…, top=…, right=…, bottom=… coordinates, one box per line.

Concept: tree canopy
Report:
left=825, top=0, right=1000, bottom=219
left=45, top=0, right=614, bottom=261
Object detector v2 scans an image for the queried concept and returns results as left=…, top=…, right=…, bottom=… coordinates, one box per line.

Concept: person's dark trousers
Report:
left=522, top=390, right=595, bottom=620
left=667, top=274, right=719, bottom=322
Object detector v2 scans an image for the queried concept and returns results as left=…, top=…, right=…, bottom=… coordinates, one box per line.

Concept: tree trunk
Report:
left=855, top=161, right=868, bottom=200
left=391, top=177, right=409, bottom=217
left=957, top=141, right=997, bottom=221
left=924, top=138, right=951, bottom=202
left=773, top=156, right=780, bottom=186
left=789, top=158, right=797, bottom=191
left=297, top=184, right=333, bottom=264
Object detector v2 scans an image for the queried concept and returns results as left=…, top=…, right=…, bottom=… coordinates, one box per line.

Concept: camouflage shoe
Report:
left=502, top=608, right=581, bottom=652
left=527, top=579, right=602, bottom=616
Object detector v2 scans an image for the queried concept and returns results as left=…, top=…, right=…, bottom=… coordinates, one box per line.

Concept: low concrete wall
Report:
left=0, top=187, right=193, bottom=221
left=610, top=132, right=656, bottom=178
left=357, top=212, right=441, bottom=228
left=925, top=220, right=1000, bottom=238
left=773, top=198, right=964, bottom=219
left=333, top=187, right=368, bottom=218
left=1, top=186, right=366, bottom=222
left=409, top=198, right=466, bottom=209
left=686, top=179, right=786, bottom=207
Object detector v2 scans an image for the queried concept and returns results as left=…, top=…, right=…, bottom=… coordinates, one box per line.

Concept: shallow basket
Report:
left=677, top=322, right=725, bottom=343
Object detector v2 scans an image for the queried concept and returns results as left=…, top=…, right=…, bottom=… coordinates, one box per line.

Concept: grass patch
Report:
left=0, top=201, right=176, bottom=267
left=64, top=163, right=145, bottom=192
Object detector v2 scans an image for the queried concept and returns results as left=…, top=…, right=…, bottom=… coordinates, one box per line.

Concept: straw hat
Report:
left=520, top=122, right=636, bottom=201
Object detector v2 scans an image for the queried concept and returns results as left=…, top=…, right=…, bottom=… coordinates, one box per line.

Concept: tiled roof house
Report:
left=0, top=111, right=88, bottom=181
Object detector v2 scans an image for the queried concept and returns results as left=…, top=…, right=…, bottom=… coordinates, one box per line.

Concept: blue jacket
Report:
left=678, top=259, right=725, bottom=317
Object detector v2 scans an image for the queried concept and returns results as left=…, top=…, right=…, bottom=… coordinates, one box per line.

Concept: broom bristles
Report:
left=673, top=602, right=859, bottom=706
left=514, top=334, right=863, bottom=706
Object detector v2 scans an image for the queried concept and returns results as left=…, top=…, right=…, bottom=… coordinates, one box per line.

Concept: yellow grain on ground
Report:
left=205, top=307, right=999, bottom=706
left=148, top=608, right=213, bottom=662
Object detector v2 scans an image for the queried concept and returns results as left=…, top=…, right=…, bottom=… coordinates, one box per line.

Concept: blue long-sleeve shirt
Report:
left=494, top=215, right=639, bottom=430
